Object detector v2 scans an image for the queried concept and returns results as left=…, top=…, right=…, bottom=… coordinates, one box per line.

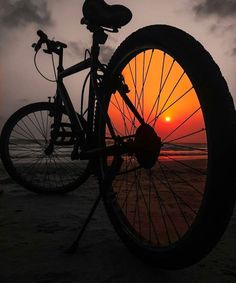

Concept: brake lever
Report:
left=32, top=39, right=44, bottom=52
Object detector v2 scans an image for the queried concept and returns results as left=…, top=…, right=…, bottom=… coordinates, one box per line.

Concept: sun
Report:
left=165, top=116, right=171, bottom=122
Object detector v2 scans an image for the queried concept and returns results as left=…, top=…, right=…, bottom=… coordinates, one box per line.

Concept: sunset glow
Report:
left=107, top=49, right=206, bottom=144
left=165, top=116, right=171, bottom=122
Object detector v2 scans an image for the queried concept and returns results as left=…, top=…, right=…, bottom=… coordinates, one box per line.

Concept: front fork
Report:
left=44, top=95, right=63, bottom=156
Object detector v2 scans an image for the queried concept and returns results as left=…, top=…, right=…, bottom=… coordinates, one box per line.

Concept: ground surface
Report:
left=0, top=162, right=236, bottom=283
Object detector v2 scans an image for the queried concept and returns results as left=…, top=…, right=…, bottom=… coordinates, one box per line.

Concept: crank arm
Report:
left=79, top=143, right=134, bottom=159
left=79, top=145, right=122, bottom=159
left=79, top=140, right=156, bottom=160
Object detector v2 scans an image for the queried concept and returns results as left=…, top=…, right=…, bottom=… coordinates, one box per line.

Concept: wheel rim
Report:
left=6, top=106, right=89, bottom=192
left=104, top=49, right=208, bottom=248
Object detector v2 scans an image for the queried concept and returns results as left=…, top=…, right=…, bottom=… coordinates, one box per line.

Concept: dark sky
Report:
left=0, top=0, right=235, bottom=129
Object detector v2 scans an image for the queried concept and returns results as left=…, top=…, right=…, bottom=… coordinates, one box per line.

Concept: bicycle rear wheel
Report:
left=1, top=102, right=90, bottom=193
left=99, top=25, right=236, bottom=268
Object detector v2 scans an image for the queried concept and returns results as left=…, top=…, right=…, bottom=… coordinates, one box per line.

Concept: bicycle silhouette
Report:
left=1, top=0, right=235, bottom=269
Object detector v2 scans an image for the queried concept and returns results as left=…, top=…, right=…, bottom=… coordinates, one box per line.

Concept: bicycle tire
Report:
left=98, top=25, right=236, bottom=268
left=0, top=102, right=90, bottom=194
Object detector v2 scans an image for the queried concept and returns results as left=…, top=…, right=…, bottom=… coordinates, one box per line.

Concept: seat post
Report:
left=91, top=32, right=100, bottom=64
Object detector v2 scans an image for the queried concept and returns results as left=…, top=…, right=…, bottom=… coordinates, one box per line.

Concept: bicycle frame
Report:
left=50, top=28, right=144, bottom=160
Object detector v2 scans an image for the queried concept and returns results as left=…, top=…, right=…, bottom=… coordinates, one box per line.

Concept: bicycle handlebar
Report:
left=32, top=30, right=67, bottom=54
left=37, top=30, right=48, bottom=41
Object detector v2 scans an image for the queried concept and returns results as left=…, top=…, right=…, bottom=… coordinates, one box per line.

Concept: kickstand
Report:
left=66, top=192, right=102, bottom=254
left=66, top=156, right=123, bottom=254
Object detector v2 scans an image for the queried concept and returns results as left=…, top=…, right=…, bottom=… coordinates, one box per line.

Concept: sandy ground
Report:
left=0, top=161, right=236, bottom=283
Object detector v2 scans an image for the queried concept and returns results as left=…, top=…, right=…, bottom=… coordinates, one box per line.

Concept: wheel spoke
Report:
left=151, top=52, right=166, bottom=126
left=158, top=160, right=203, bottom=195
left=146, top=57, right=175, bottom=123
left=163, top=142, right=207, bottom=152
left=165, top=128, right=206, bottom=144
left=5, top=105, right=89, bottom=192
left=151, top=86, right=194, bottom=126
left=162, top=154, right=206, bottom=175
left=148, top=169, right=181, bottom=242
left=162, top=107, right=201, bottom=142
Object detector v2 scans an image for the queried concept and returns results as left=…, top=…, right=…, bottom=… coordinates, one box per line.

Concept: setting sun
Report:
left=165, top=116, right=171, bottom=122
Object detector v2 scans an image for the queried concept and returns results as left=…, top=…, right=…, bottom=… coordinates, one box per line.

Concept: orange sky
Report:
left=108, top=49, right=206, bottom=143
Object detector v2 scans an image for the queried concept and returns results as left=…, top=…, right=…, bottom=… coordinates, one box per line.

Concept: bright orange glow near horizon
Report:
left=107, top=49, right=207, bottom=145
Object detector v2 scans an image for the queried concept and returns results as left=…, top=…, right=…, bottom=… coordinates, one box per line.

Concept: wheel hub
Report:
left=134, top=124, right=162, bottom=169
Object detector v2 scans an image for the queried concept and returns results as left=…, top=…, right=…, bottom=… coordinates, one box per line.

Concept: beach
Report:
left=0, top=160, right=236, bottom=283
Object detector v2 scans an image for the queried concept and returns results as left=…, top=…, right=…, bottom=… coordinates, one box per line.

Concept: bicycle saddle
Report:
left=82, top=0, right=132, bottom=29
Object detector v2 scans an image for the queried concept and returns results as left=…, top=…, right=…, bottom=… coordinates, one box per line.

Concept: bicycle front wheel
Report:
left=99, top=25, right=236, bottom=268
left=1, top=102, right=90, bottom=193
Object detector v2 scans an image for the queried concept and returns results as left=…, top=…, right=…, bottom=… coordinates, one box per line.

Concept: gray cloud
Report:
left=0, top=0, right=53, bottom=29
left=194, top=0, right=236, bottom=18
left=68, top=41, right=86, bottom=59
left=68, top=41, right=115, bottom=63
left=193, top=0, right=236, bottom=56
left=99, top=45, right=115, bottom=63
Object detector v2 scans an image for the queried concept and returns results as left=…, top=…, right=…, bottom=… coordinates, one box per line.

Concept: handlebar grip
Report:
left=37, top=30, right=48, bottom=40
left=33, top=30, right=67, bottom=53
left=32, top=41, right=42, bottom=52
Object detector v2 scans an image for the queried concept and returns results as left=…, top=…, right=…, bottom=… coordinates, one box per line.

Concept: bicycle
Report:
left=1, top=0, right=236, bottom=269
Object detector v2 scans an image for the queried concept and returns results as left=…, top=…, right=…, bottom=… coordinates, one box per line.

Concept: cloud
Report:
left=68, top=41, right=115, bottom=63
left=68, top=41, right=86, bottom=59
left=194, top=0, right=236, bottom=18
left=193, top=0, right=236, bottom=56
left=99, top=45, right=115, bottom=63
left=0, top=0, right=53, bottom=29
